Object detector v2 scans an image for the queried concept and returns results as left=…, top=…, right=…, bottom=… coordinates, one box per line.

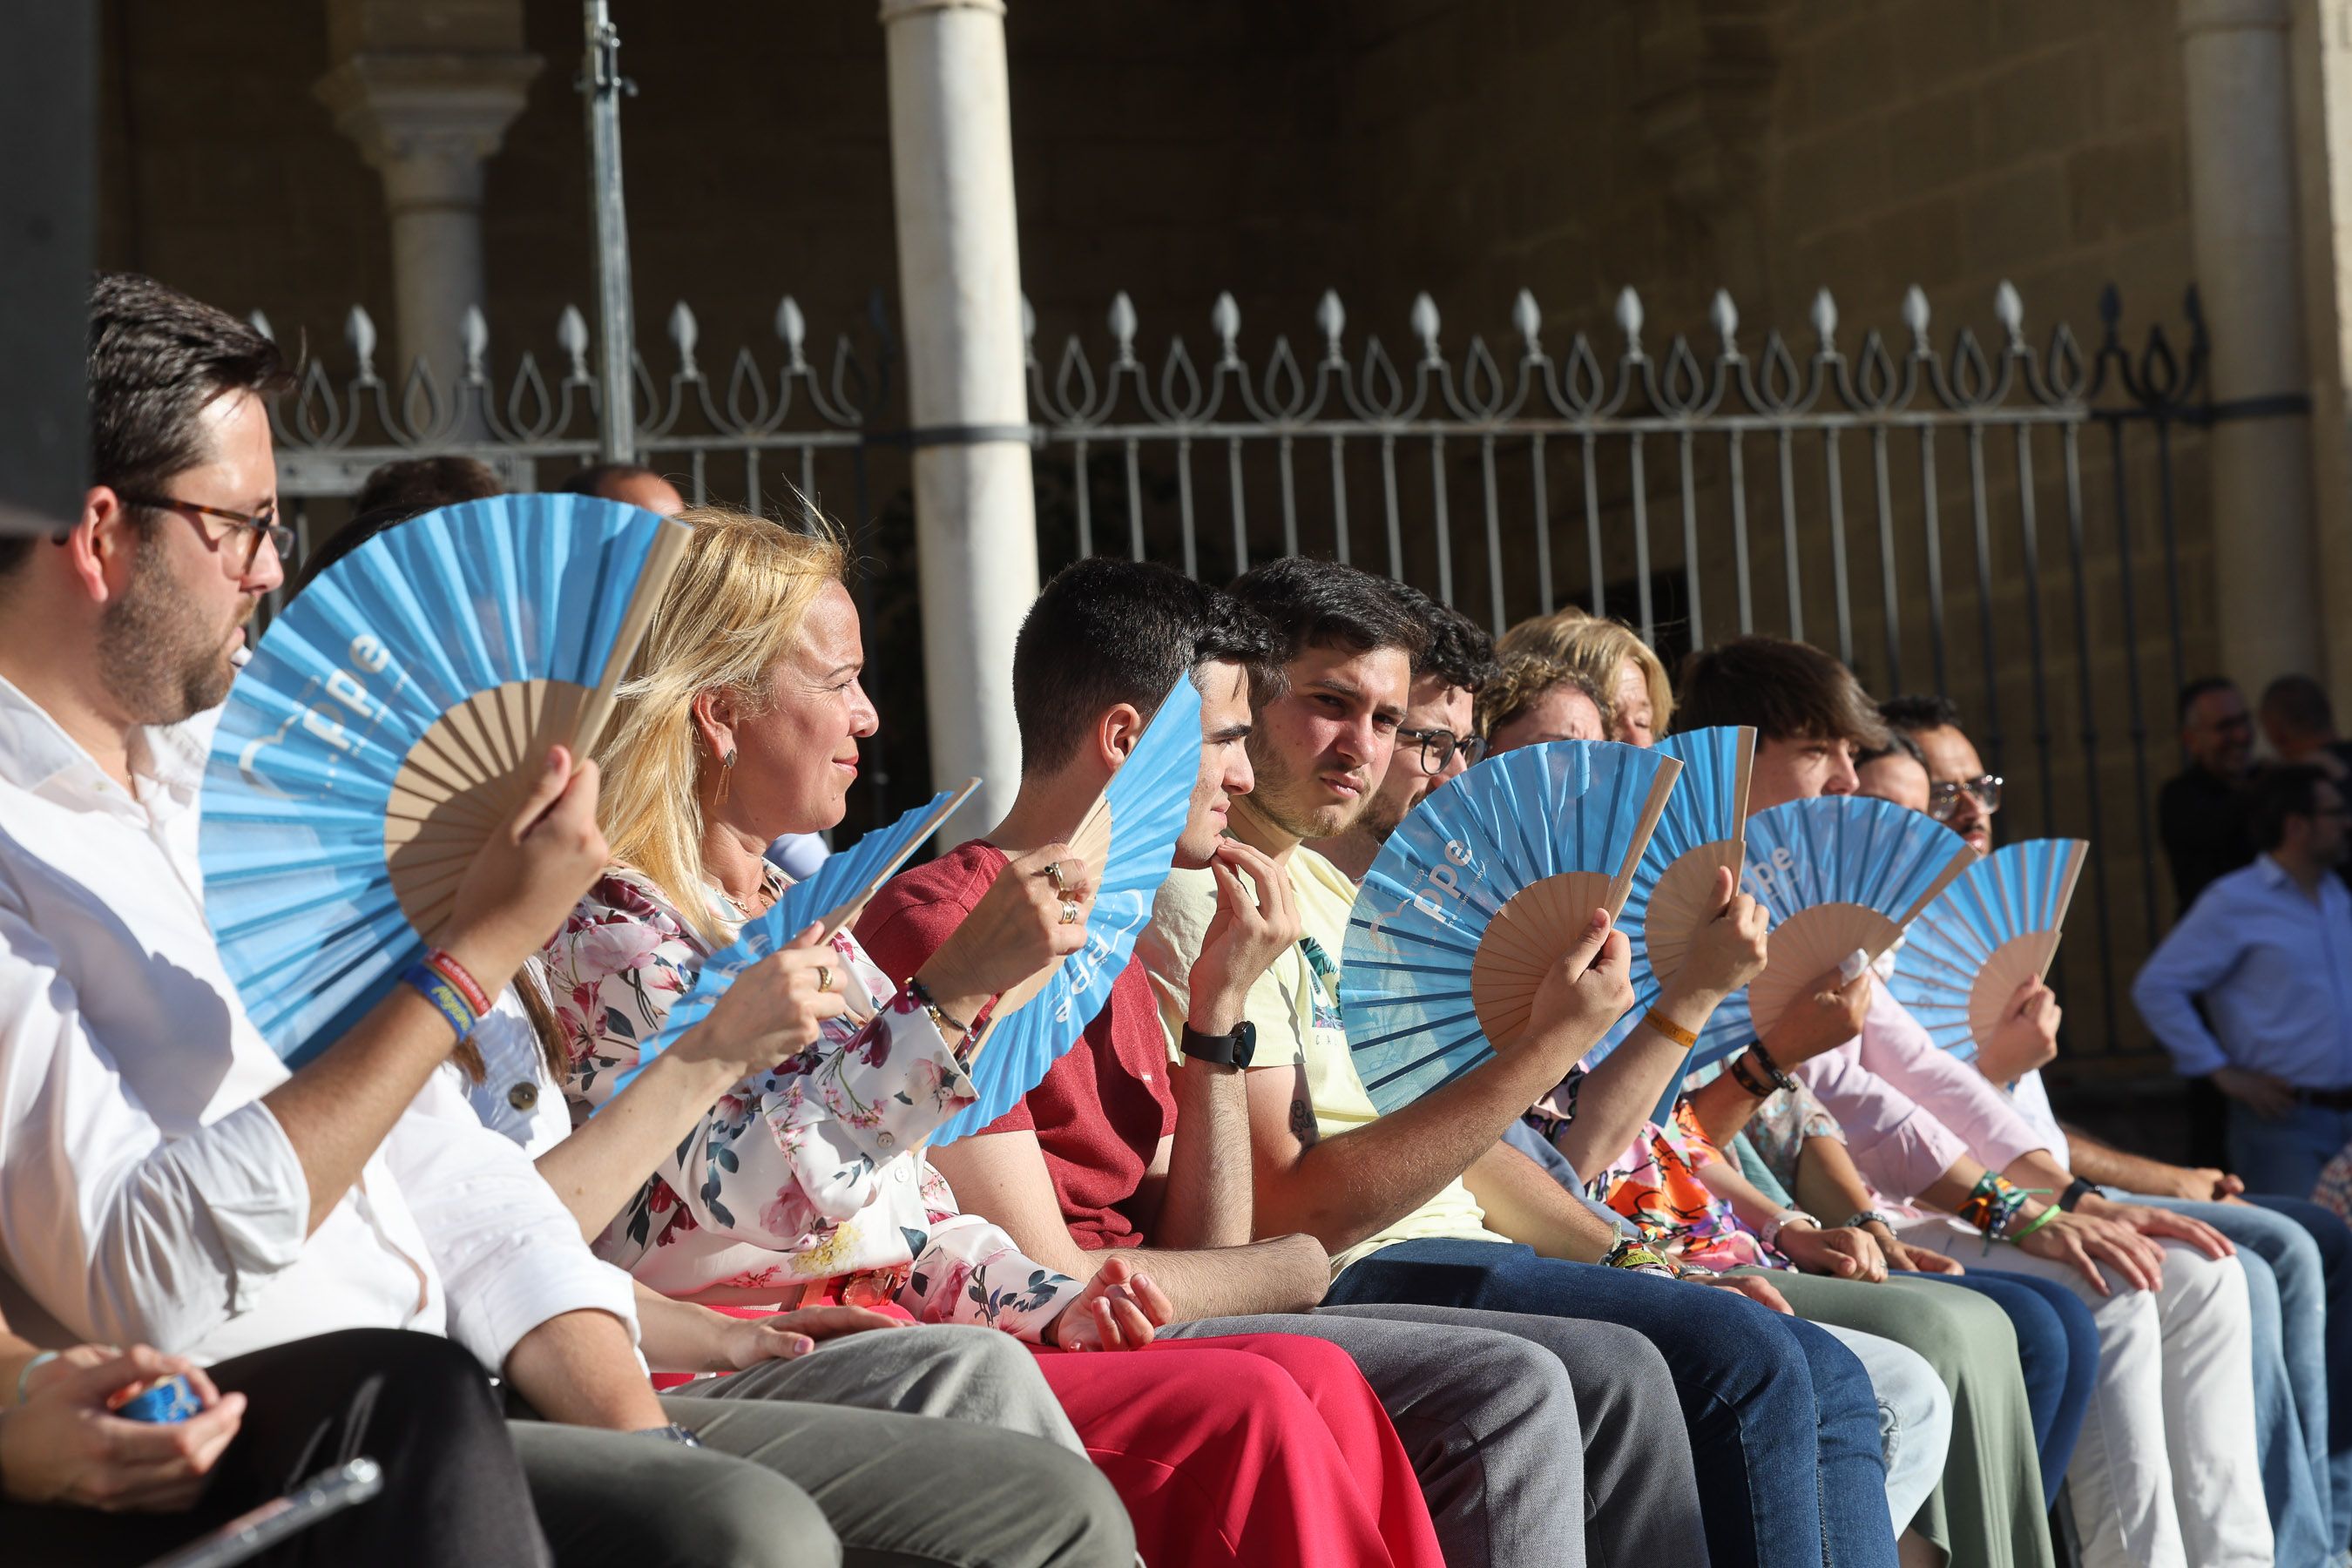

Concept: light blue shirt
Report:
left=2133, top=855, right=2352, bottom=1086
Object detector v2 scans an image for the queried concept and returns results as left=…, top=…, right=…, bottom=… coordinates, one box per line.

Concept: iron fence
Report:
left=255, top=280, right=2213, bottom=1068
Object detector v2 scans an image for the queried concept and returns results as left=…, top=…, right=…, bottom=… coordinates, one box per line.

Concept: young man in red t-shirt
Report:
left=860, top=558, right=1705, bottom=1568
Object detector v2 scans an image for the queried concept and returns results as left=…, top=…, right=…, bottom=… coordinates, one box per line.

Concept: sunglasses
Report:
left=1926, top=774, right=2002, bottom=821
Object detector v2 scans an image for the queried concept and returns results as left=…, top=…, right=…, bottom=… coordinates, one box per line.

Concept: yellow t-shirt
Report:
left=1139, top=843, right=1508, bottom=1275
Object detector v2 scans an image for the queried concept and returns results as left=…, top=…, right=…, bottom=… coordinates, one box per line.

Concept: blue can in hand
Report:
left=117, top=1374, right=199, bottom=1423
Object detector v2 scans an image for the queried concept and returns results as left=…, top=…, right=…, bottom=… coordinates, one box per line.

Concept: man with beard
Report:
left=0, top=275, right=1132, bottom=1568
left=1307, top=585, right=1495, bottom=880
left=1139, top=558, right=1917, bottom=1568
left=868, top=558, right=1709, bottom=1568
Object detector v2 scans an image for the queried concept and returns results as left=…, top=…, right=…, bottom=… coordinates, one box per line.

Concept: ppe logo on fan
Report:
left=1740, top=844, right=1803, bottom=906
left=1361, top=839, right=1478, bottom=940
left=1048, top=889, right=1148, bottom=1023
left=237, top=634, right=402, bottom=792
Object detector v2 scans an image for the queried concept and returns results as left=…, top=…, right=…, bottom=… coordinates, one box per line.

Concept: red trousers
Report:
left=1032, top=1335, right=1444, bottom=1568
left=663, top=1309, right=1442, bottom=1568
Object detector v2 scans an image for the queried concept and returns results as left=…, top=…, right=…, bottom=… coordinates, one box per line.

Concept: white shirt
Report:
left=449, top=984, right=571, bottom=1159
left=2133, top=855, right=2352, bottom=1087
left=0, top=673, right=634, bottom=1368
left=2005, top=1070, right=2072, bottom=1170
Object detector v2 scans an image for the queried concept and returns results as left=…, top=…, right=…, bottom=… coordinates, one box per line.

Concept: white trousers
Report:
left=1896, top=1217, right=2273, bottom=1568
left=1816, top=1322, right=1952, bottom=1535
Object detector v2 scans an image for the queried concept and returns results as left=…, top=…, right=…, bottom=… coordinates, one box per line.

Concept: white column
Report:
left=2181, top=0, right=2325, bottom=689
left=881, top=0, right=1038, bottom=824
left=314, top=51, right=540, bottom=402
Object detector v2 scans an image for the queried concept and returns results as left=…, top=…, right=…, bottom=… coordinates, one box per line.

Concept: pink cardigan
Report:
left=1791, top=986, right=2057, bottom=1202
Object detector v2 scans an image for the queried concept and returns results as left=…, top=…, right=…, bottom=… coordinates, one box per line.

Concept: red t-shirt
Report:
left=855, top=840, right=1175, bottom=1251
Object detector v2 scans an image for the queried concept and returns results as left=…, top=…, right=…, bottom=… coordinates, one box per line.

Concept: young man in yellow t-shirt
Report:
left=1137, top=560, right=1903, bottom=1568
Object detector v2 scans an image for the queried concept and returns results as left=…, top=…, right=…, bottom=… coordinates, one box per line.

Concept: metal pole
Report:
left=580, top=0, right=637, bottom=463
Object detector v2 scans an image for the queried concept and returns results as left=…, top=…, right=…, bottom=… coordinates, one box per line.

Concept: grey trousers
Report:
left=517, top=1326, right=1133, bottom=1568
left=1161, top=1302, right=1708, bottom=1568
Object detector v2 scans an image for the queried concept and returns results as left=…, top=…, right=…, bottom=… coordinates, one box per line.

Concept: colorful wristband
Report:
left=1601, top=1237, right=1677, bottom=1277
left=402, top=961, right=481, bottom=1041
left=1643, top=1006, right=1700, bottom=1052
left=420, top=948, right=491, bottom=1018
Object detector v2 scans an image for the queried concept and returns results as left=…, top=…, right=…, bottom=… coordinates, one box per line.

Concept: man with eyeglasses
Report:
left=1887, top=700, right=2352, bottom=1557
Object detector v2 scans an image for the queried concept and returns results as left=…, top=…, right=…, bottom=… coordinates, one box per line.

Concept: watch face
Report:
left=1232, top=1019, right=1256, bottom=1069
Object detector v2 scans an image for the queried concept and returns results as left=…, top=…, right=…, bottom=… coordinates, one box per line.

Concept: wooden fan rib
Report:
left=573, top=518, right=692, bottom=757
left=1606, top=760, right=1681, bottom=916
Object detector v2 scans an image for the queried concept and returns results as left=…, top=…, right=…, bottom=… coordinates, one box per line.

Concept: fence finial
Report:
left=1110, top=292, right=1139, bottom=362
left=1410, top=293, right=1441, bottom=358
left=1316, top=289, right=1346, bottom=357
left=462, top=307, right=489, bottom=380
left=1513, top=288, right=1543, bottom=354
left=557, top=306, right=590, bottom=380
left=1710, top=288, right=1739, bottom=354
left=1615, top=286, right=1645, bottom=354
left=666, top=301, right=699, bottom=375
left=1810, top=288, right=1839, bottom=348
left=1902, top=286, right=1930, bottom=350
left=1213, top=292, right=1240, bottom=360
left=346, top=305, right=378, bottom=381
left=1994, top=280, right=2024, bottom=348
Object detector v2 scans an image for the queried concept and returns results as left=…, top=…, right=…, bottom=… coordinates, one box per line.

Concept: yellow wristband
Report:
left=1643, top=1006, right=1700, bottom=1051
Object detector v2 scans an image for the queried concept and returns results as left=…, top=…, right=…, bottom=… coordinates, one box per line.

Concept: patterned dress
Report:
left=542, top=865, right=1087, bottom=1338
left=1587, top=1100, right=1781, bottom=1272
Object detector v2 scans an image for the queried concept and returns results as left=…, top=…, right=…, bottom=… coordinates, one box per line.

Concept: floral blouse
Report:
left=1587, top=1101, right=1781, bottom=1272
left=542, top=866, right=1090, bottom=1340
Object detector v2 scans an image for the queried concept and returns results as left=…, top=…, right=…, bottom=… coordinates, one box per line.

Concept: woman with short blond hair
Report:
left=1496, top=606, right=1672, bottom=745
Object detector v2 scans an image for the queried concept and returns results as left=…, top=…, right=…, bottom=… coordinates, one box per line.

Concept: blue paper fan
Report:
left=1619, top=726, right=1756, bottom=1010
left=1887, top=838, right=2087, bottom=1058
left=203, top=495, right=691, bottom=1063
left=1339, top=740, right=1682, bottom=1113
left=1690, top=795, right=1981, bottom=1068
left=929, top=673, right=1206, bottom=1146
left=612, top=781, right=981, bottom=1098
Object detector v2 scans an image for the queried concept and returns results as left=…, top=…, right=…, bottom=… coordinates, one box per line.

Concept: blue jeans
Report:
left=2247, top=1195, right=2352, bottom=1553
left=2227, top=1098, right=2352, bottom=1206
left=1325, top=1236, right=1896, bottom=1568
left=2124, top=1192, right=2342, bottom=1565
left=1915, top=1269, right=2099, bottom=1509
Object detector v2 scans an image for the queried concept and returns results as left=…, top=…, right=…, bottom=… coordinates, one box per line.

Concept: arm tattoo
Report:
left=1289, top=1093, right=1320, bottom=1147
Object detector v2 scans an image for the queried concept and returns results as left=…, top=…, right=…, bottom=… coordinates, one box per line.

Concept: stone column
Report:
left=2180, top=0, right=2326, bottom=690
left=314, top=50, right=540, bottom=402
left=881, top=0, right=1038, bottom=826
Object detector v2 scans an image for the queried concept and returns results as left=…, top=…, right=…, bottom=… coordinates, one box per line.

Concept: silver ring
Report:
left=814, top=964, right=834, bottom=993
left=1044, top=859, right=1071, bottom=894
left=1058, top=899, right=1080, bottom=925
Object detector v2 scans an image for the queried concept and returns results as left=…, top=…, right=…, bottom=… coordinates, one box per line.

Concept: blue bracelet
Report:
left=400, top=962, right=480, bottom=1040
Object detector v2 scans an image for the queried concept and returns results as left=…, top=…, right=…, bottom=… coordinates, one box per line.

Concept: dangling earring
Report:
left=714, top=747, right=737, bottom=806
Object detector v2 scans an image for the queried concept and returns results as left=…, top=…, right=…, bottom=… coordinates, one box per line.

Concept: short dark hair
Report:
left=1381, top=581, right=1498, bottom=693
left=2178, top=675, right=2238, bottom=723
left=2261, top=673, right=2335, bottom=737
left=2252, top=762, right=2336, bottom=851
left=1227, top=557, right=1429, bottom=669
left=1, top=273, right=292, bottom=576
left=557, top=463, right=668, bottom=499
left=355, top=456, right=501, bottom=519
left=1879, top=693, right=1963, bottom=736
left=1673, top=635, right=1889, bottom=750
left=1010, top=557, right=1278, bottom=772
left=1857, top=730, right=1927, bottom=770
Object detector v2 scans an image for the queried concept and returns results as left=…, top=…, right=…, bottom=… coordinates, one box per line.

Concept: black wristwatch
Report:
left=2057, top=1177, right=2095, bottom=1212
left=1179, top=1020, right=1256, bottom=1069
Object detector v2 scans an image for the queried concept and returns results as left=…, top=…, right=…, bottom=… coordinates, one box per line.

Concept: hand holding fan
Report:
left=1340, top=740, right=1681, bottom=1113
left=203, top=495, right=690, bottom=1062
left=928, top=674, right=1206, bottom=1146
left=1690, top=795, right=1981, bottom=1066
left=1886, top=838, right=2087, bottom=1058
left=612, top=781, right=981, bottom=1097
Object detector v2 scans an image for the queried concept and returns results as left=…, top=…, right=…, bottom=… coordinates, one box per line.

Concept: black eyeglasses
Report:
left=118, top=492, right=294, bottom=572
left=1927, top=774, right=2003, bottom=821
left=1396, top=727, right=1486, bottom=775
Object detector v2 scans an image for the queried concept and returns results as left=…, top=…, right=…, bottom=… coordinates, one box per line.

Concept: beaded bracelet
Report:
left=1726, top=1049, right=1777, bottom=1099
